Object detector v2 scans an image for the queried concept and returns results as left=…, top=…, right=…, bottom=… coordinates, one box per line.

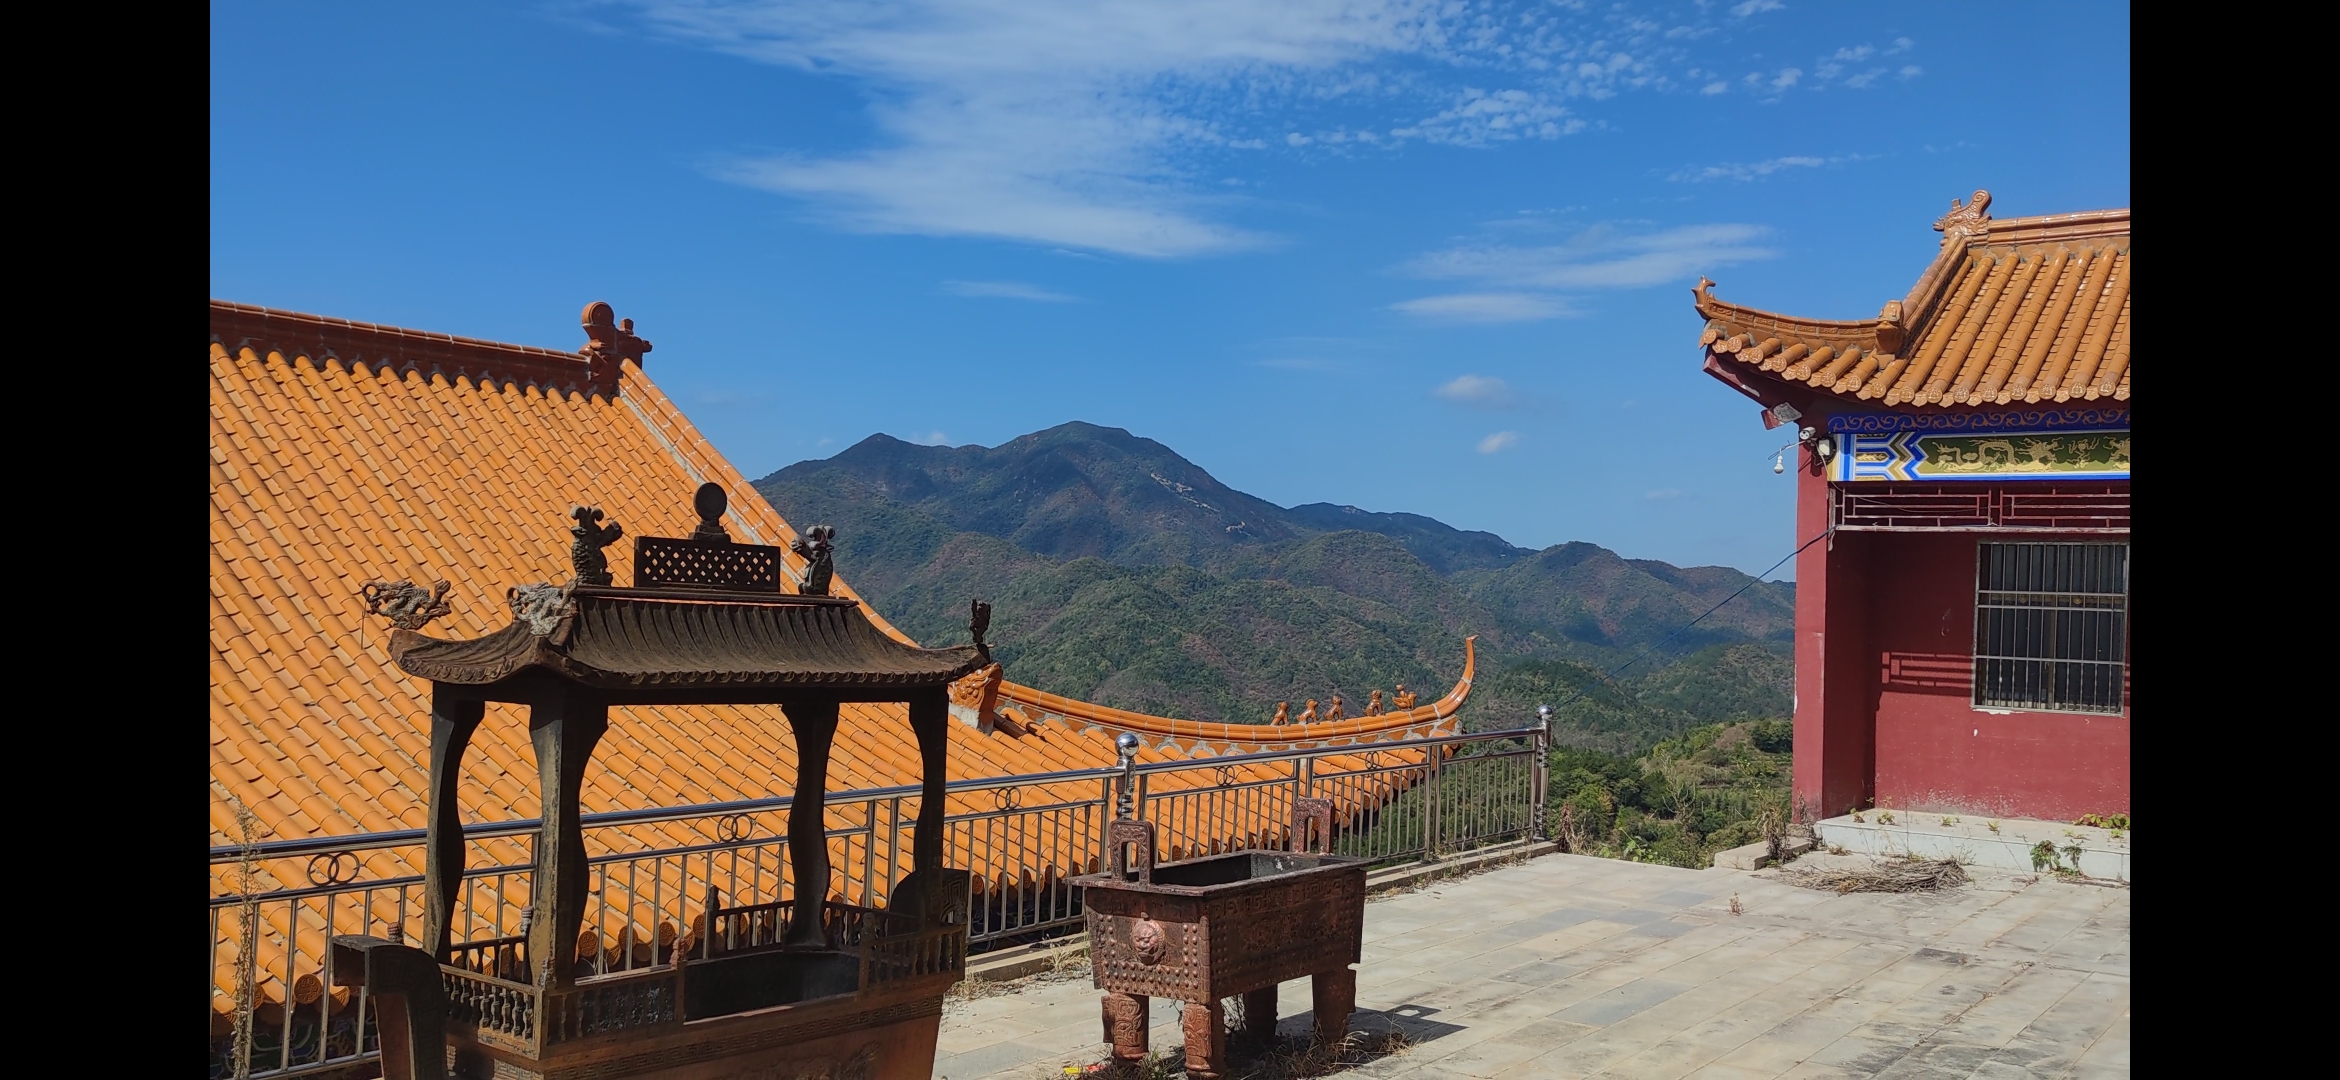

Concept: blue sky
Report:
left=209, top=2, right=2129, bottom=578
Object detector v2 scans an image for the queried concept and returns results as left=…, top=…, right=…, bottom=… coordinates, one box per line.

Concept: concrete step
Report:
left=1709, top=834, right=1815, bottom=870
left=1813, top=813, right=2130, bottom=881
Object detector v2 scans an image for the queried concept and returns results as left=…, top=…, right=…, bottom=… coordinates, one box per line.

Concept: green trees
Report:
left=1548, top=720, right=1792, bottom=869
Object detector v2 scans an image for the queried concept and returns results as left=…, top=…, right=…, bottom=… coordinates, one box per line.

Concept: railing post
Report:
left=886, top=796, right=904, bottom=901
left=1096, top=776, right=1116, bottom=876
left=1423, top=746, right=1442, bottom=863
left=1294, top=756, right=1312, bottom=849
left=852, top=796, right=871, bottom=909
left=1532, top=705, right=1552, bottom=841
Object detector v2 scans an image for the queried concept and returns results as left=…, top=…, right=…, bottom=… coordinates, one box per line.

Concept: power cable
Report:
left=1539, top=526, right=1833, bottom=719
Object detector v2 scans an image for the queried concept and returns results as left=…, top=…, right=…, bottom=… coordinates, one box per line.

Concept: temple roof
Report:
left=1696, top=192, right=2130, bottom=410
left=391, top=588, right=986, bottom=691
left=992, top=638, right=1474, bottom=752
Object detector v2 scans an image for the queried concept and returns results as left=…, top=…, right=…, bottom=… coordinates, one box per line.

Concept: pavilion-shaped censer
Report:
left=1072, top=736, right=1370, bottom=1080
left=345, top=482, right=989, bottom=1079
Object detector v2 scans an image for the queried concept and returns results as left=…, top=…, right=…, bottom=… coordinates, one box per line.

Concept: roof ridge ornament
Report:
left=970, top=599, right=993, bottom=663
left=1933, top=190, right=1992, bottom=247
left=579, top=301, right=652, bottom=394
left=1875, top=299, right=1906, bottom=356
left=792, top=525, right=837, bottom=596
left=508, top=581, right=574, bottom=638
left=689, top=481, right=731, bottom=544
left=632, top=483, right=792, bottom=591
left=570, top=505, right=624, bottom=586
left=360, top=578, right=454, bottom=630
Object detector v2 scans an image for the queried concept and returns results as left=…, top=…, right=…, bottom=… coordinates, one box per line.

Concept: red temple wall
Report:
left=1862, top=531, right=2130, bottom=821
left=1791, top=461, right=2130, bottom=822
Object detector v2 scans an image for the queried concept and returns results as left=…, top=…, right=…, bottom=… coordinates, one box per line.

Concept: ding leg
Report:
left=1184, top=998, right=1227, bottom=1080
left=1311, top=967, right=1356, bottom=1049
left=1102, top=991, right=1149, bottom=1065
left=1240, top=984, right=1278, bottom=1049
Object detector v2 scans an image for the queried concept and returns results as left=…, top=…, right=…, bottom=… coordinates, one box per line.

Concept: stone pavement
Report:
left=932, top=852, right=2129, bottom=1079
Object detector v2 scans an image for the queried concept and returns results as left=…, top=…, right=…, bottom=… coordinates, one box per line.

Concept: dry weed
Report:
left=1368, top=849, right=1532, bottom=902
left=952, top=944, right=1092, bottom=1003
left=1060, top=1026, right=1417, bottom=1079
left=1780, top=856, right=1968, bottom=894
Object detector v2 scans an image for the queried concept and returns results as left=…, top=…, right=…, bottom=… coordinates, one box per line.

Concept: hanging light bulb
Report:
left=1773, top=450, right=1786, bottom=474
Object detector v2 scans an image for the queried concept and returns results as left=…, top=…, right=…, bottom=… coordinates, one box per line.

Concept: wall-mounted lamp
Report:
left=1796, top=426, right=1838, bottom=464
left=1772, top=426, right=1836, bottom=474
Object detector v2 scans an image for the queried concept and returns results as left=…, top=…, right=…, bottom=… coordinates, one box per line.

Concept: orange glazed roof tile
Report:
left=210, top=302, right=1467, bottom=1014
left=211, top=300, right=1120, bottom=856
left=1695, top=191, right=2130, bottom=409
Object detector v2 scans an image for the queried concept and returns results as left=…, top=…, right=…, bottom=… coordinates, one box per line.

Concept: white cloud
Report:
left=1645, top=488, right=1683, bottom=500
left=1701, top=80, right=1729, bottom=95
left=1899, top=64, right=1923, bottom=79
left=941, top=279, right=1081, bottom=302
left=1392, top=293, right=1576, bottom=323
left=1770, top=67, right=1803, bottom=90
left=1434, top=374, right=1516, bottom=408
left=1402, top=223, right=1776, bottom=290
left=1818, top=39, right=1906, bottom=89
left=1670, top=155, right=1829, bottom=183
left=1389, top=88, right=1582, bottom=147
left=1730, top=0, right=1786, bottom=15
left=653, top=2, right=1454, bottom=257
left=603, top=2, right=1805, bottom=256
left=914, top=431, right=950, bottom=445
left=1477, top=431, right=1520, bottom=454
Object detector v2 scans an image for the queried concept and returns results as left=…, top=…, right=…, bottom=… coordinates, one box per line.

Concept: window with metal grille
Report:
left=1973, top=543, right=2128, bottom=714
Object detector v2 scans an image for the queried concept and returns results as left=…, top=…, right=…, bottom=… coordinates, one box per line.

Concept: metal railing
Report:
left=207, top=722, right=1549, bottom=1078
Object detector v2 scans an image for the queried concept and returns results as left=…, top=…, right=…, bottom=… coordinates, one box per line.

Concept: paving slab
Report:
left=938, top=851, right=2129, bottom=1078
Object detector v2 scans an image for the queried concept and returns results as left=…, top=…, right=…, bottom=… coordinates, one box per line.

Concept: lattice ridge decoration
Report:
left=635, top=536, right=786, bottom=591
left=1832, top=484, right=2129, bottom=533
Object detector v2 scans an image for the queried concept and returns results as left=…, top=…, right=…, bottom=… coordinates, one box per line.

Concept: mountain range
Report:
left=754, top=422, right=1794, bottom=752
